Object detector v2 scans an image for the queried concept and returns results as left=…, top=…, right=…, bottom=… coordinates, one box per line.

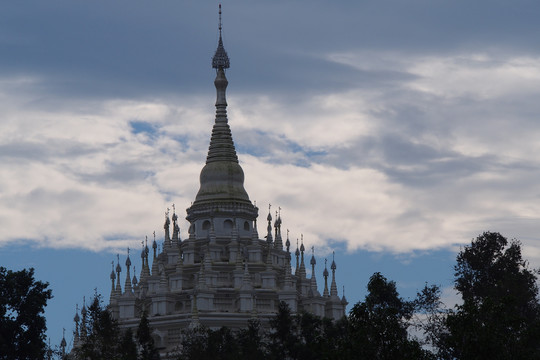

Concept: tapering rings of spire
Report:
left=191, top=4, right=252, bottom=207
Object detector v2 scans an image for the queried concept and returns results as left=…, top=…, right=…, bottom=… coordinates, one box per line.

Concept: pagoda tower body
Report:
left=105, top=7, right=347, bottom=354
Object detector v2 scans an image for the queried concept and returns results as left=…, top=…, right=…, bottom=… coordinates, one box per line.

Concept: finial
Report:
left=110, top=261, right=115, bottom=280
left=172, top=203, right=176, bottom=214
left=212, top=4, right=230, bottom=70
left=125, top=247, right=131, bottom=267
left=166, top=208, right=170, bottom=217
left=219, top=3, right=222, bottom=33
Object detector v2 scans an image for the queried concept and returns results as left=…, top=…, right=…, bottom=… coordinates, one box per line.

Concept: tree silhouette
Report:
left=445, top=232, right=540, bottom=359
left=0, top=267, right=52, bottom=360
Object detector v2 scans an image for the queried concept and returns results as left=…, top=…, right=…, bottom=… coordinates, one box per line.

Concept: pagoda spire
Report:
left=191, top=4, right=251, bottom=207
left=323, top=258, right=329, bottom=297
left=299, top=235, right=306, bottom=279
left=212, top=4, right=230, bottom=71
left=310, top=246, right=319, bottom=296
left=115, top=255, right=122, bottom=294
left=124, top=248, right=133, bottom=295
left=164, top=208, right=171, bottom=248
left=330, top=251, right=338, bottom=298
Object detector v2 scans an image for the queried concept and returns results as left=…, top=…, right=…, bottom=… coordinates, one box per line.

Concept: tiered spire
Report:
left=310, top=246, right=319, bottom=296
left=124, top=248, right=133, bottom=295
left=132, top=267, right=138, bottom=287
left=164, top=208, right=171, bottom=249
left=266, top=205, right=273, bottom=245
left=80, top=298, right=87, bottom=340
left=274, top=208, right=283, bottom=249
left=299, top=235, right=306, bottom=279
left=323, top=258, right=329, bottom=297
left=152, top=232, right=159, bottom=276
left=295, top=239, right=300, bottom=274
left=60, top=329, right=66, bottom=357
left=115, top=255, right=122, bottom=294
left=191, top=5, right=251, bottom=207
left=172, top=204, right=180, bottom=244
left=109, top=262, right=116, bottom=300
left=73, top=304, right=80, bottom=346
left=330, top=252, right=338, bottom=298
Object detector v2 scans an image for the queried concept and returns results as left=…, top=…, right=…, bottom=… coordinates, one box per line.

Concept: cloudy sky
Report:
left=1, top=0, right=540, bottom=349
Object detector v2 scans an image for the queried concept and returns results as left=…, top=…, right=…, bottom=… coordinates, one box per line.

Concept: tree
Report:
left=137, top=311, right=160, bottom=360
left=412, top=283, right=452, bottom=359
left=178, top=326, right=211, bottom=360
left=445, top=232, right=540, bottom=359
left=75, top=293, right=138, bottom=360
left=236, top=319, right=266, bottom=359
left=348, top=272, right=434, bottom=360
left=268, top=301, right=298, bottom=360
left=119, top=328, right=138, bottom=360
left=0, top=267, right=52, bottom=360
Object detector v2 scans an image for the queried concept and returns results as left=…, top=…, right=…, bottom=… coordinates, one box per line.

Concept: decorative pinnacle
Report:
left=125, top=247, right=131, bottom=268
left=212, top=4, right=230, bottom=70
left=116, top=254, right=121, bottom=273
left=219, top=4, right=222, bottom=32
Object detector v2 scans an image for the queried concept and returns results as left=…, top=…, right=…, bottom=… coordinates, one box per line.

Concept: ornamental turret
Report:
left=164, top=208, right=171, bottom=248
left=115, top=255, right=122, bottom=294
left=124, top=249, right=133, bottom=295
left=330, top=252, right=338, bottom=298
left=299, top=235, right=306, bottom=279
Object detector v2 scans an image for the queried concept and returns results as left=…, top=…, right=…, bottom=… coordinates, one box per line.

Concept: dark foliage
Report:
left=444, top=232, right=540, bottom=359
left=348, top=272, right=434, bottom=360
left=0, top=267, right=52, bottom=360
left=137, top=311, right=160, bottom=360
left=75, top=293, right=139, bottom=360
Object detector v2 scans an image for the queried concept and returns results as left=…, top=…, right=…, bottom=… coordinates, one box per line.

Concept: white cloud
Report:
left=1, top=49, right=540, bottom=267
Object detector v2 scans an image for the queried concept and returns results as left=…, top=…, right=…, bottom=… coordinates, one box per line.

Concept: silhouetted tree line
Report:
left=72, top=293, right=160, bottom=360
left=173, top=232, right=540, bottom=360
left=2, top=232, right=540, bottom=359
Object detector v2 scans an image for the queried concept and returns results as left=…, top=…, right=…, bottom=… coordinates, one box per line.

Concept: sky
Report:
left=1, top=0, right=540, bottom=350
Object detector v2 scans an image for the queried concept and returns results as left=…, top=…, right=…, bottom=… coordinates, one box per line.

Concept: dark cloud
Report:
left=0, top=140, right=102, bottom=162
left=1, top=1, right=539, bottom=101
